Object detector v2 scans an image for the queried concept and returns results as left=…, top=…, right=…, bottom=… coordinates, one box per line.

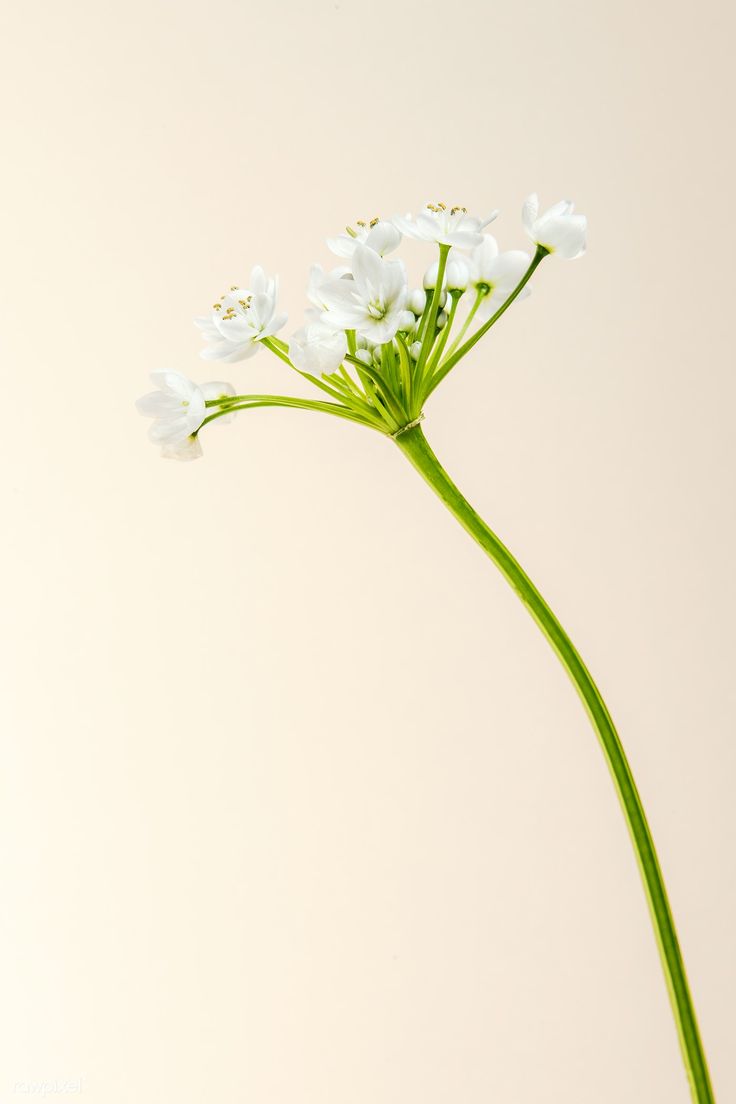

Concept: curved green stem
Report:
left=395, top=423, right=715, bottom=1104
left=199, top=395, right=374, bottom=431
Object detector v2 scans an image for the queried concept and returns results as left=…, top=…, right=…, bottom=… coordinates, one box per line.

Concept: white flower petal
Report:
left=289, top=321, right=347, bottom=374
left=522, top=194, right=586, bottom=259
left=522, top=193, right=539, bottom=235
left=326, top=234, right=356, bottom=258
left=161, top=435, right=204, bottom=461
left=261, top=311, right=288, bottom=339
left=363, top=221, right=402, bottom=255
left=200, top=341, right=258, bottom=363
left=539, top=214, right=587, bottom=258
left=201, top=380, right=236, bottom=401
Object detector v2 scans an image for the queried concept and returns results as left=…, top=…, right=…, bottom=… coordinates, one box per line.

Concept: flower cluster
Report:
left=137, top=196, right=586, bottom=459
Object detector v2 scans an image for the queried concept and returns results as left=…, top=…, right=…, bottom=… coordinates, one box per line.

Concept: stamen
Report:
left=369, top=217, right=380, bottom=227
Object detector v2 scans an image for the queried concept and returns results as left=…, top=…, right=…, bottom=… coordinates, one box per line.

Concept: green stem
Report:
left=394, top=423, right=715, bottom=1104
left=415, top=244, right=450, bottom=383
left=443, top=287, right=485, bottom=361
left=199, top=396, right=373, bottom=431
left=424, top=290, right=461, bottom=383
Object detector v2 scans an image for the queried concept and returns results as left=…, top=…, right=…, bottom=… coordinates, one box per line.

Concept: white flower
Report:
left=288, top=312, right=347, bottom=374
left=466, top=236, right=532, bottom=318
left=136, top=371, right=236, bottom=459
left=522, top=194, right=587, bottom=259
left=307, top=263, right=350, bottom=311
left=327, top=219, right=401, bottom=258
left=194, top=266, right=287, bottom=363
left=392, top=202, right=498, bottom=249
left=320, top=244, right=408, bottom=344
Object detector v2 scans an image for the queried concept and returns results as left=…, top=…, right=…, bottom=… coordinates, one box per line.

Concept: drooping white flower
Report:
left=136, top=371, right=236, bottom=459
left=522, top=194, right=587, bottom=259
left=307, top=263, right=350, bottom=311
left=194, top=266, right=287, bottom=363
left=288, top=312, right=347, bottom=374
left=392, top=202, right=498, bottom=249
left=327, top=219, right=401, bottom=258
left=466, top=236, right=532, bottom=318
left=320, top=244, right=408, bottom=344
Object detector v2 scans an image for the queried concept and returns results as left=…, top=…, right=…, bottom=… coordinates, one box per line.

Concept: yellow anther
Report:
left=369, top=217, right=380, bottom=227
left=230, top=285, right=238, bottom=291
left=437, top=201, right=447, bottom=210
left=356, top=219, right=367, bottom=227
left=213, top=304, right=221, bottom=310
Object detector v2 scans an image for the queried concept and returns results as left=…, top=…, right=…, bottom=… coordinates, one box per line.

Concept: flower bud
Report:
left=423, top=265, right=451, bottom=304
left=436, top=310, right=449, bottom=330
left=355, top=349, right=372, bottom=365
left=446, top=258, right=469, bottom=292
left=397, top=310, right=415, bottom=332
left=408, top=289, right=426, bottom=315
left=409, top=341, right=422, bottom=360
left=423, top=261, right=441, bottom=290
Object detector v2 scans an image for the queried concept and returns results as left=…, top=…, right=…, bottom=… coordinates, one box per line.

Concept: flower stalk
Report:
left=395, top=423, right=715, bottom=1104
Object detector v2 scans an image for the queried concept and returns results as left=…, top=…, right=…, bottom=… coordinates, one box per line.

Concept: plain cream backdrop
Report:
left=1, top=0, right=734, bottom=1100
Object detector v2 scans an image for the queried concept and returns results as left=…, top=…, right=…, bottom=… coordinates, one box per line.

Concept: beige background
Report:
left=1, top=0, right=734, bottom=1100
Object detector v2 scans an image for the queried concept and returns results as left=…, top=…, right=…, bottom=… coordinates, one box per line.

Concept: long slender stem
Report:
left=415, top=244, right=450, bottom=386
left=424, top=291, right=461, bottom=383
left=395, top=423, right=715, bottom=1104
left=199, top=396, right=372, bottom=431
left=443, top=287, right=484, bottom=361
